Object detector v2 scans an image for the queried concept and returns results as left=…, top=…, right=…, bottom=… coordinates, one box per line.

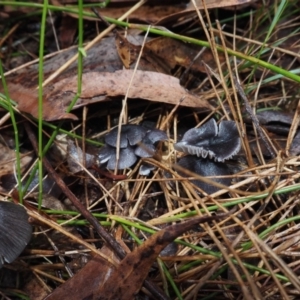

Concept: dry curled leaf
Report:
left=115, top=32, right=140, bottom=69
left=145, top=37, right=223, bottom=73
left=45, top=247, right=119, bottom=300
left=93, top=214, right=223, bottom=300
left=44, top=214, right=224, bottom=300
left=35, top=70, right=211, bottom=121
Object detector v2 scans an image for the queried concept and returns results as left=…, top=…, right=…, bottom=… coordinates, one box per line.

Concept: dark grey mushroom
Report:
left=0, top=202, right=32, bottom=267
left=144, top=129, right=168, bottom=144
left=174, top=119, right=241, bottom=162
left=98, top=144, right=137, bottom=170
left=135, top=129, right=168, bottom=158
left=246, top=110, right=293, bottom=127
left=177, top=155, right=231, bottom=194
left=245, top=110, right=294, bottom=136
left=105, top=124, right=147, bottom=148
left=139, top=163, right=156, bottom=176
left=99, top=125, right=167, bottom=171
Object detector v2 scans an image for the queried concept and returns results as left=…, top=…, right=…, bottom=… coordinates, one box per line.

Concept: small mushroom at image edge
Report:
left=98, top=124, right=167, bottom=171
left=174, top=118, right=241, bottom=162
left=174, top=119, right=241, bottom=194
left=0, top=202, right=32, bottom=267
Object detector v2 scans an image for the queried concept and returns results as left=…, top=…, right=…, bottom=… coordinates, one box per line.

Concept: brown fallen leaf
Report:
left=116, top=34, right=221, bottom=74
left=115, top=33, right=173, bottom=74
left=44, top=246, right=119, bottom=300
left=145, top=36, right=224, bottom=73
left=115, top=32, right=140, bottom=69
left=114, top=31, right=171, bottom=73
left=38, top=69, right=212, bottom=120
left=44, top=214, right=223, bottom=300
left=3, top=70, right=211, bottom=121
left=91, top=214, right=223, bottom=300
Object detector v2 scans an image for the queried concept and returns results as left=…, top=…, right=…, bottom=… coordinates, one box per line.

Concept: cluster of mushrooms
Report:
left=98, top=119, right=241, bottom=194
left=0, top=119, right=240, bottom=267
left=98, top=124, right=168, bottom=175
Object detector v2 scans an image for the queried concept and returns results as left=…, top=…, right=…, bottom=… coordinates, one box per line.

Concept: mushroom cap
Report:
left=105, top=124, right=147, bottom=148
left=144, top=129, right=168, bottom=144
left=246, top=110, right=293, bottom=126
left=139, top=163, right=156, bottom=176
left=98, top=144, right=137, bottom=169
left=135, top=129, right=167, bottom=158
left=177, top=155, right=231, bottom=194
left=0, top=202, right=32, bottom=267
left=174, top=119, right=241, bottom=162
left=101, top=126, right=167, bottom=170
left=134, top=139, right=156, bottom=158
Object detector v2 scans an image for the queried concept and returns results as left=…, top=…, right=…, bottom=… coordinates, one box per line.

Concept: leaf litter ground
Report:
left=1, top=1, right=300, bottom=299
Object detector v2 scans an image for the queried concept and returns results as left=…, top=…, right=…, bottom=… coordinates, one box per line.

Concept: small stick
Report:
left=91, top=165, right=127, bottom=181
